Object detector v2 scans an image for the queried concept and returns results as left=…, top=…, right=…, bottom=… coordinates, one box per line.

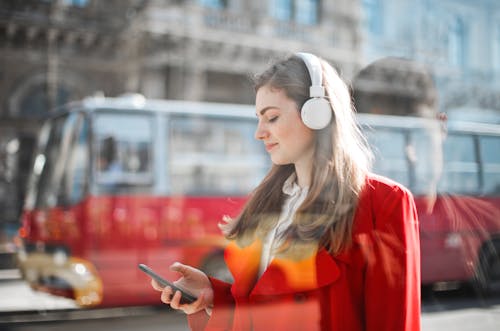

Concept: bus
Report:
left=17, top=94, right=269, bottom=307
left=16, top=95, right=500, bottom=307
left=360, top=113, right=500, bottom=293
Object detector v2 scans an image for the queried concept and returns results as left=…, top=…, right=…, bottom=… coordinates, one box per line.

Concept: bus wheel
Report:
left=475, top=241, right=500, bottom=295
left=201, top=252, right=233, bottom=283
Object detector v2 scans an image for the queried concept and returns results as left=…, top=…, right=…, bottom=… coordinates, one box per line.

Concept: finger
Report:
left=170, top=292, right=201, bottom=315
left=151, top=279, right=164, bottom=291
left=181, top=289, right=208, bottom=315
left=169, top=290, right=183, bottom=310
left=160, top=286, right=174, bottom=304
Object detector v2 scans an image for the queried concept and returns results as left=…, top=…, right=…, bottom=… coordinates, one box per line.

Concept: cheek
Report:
left=274, top=125, right=292, bottom=141
left=285, top=118, right=314, bottom=146
left=275, top=122, right=315, bottom=159
left=276, top=112, right=304, bottom=138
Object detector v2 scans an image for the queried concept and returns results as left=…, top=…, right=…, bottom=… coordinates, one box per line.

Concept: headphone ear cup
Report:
left=301, top=98, right=332, bottom=130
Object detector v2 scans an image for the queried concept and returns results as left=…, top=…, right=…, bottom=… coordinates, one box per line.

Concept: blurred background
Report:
left=0, top=0, right=499, bottom=330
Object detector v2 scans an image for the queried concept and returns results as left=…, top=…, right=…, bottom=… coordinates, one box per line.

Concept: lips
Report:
left=265, top=143, right=278, bottom=152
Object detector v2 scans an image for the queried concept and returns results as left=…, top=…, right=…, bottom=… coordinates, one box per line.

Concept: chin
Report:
left=270, top=156, right=291, bottom=166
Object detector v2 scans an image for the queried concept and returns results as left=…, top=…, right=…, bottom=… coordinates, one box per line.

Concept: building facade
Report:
left=0, top=0, right=363, bottom=264
left=138, top=0, right=363, bottom=103
left=360, top=0, right=500, bottom=121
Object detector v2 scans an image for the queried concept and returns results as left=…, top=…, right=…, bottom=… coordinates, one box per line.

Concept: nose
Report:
left=254, top=120, right=268, bottom=140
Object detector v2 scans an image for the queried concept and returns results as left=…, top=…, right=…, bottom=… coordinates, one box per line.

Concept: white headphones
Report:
left=295, top=52, right=332, bottom=130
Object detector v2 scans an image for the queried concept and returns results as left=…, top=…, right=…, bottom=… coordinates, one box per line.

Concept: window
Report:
left=364, top=128, right=410, bottom=188
left=35, top=114, right=76, bottom=208
left=479, top=135, right=500, bottom=194
left=93, top=112, right=154, bottom=193
left=295, top=0, right=318, bottom=25
left=61, top=114, right=89, bottom=205
left=270, top=0, right=293, bottom=21
left=270, top=0, right=319, bottom=25
left=168, top=115, right=268, bottom=195
left=448, top=16, right=467, bottom=67
left=63, top=0, right=89, bottom=7
left=199, top=0, right=227, bottom=9
left=439, top=134, right=479, bottom=194
left=495, top=25, right=500, bottom=71
left=362, top=0, right=383, bottom=35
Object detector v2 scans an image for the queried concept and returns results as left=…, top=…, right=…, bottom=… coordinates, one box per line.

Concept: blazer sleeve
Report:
left=364, top=185, right=421, bottom=331
left=187, top=277, right=235, bottom=331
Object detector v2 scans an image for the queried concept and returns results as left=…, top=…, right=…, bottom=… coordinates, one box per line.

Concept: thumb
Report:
left=170, top=262, right=191, bottom=276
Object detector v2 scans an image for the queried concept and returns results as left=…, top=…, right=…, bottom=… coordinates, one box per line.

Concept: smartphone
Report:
left=138, top=263, right=197, bottom=304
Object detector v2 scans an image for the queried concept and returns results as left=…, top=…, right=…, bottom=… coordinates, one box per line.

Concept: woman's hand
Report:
left=151, top=262, right=214, bottom=315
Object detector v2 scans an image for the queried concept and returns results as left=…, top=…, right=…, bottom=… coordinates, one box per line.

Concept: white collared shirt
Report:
left=258, top=173, right=309, bottom=277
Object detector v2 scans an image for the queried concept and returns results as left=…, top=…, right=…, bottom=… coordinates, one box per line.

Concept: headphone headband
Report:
left=295, top=52, right=325, bottom=98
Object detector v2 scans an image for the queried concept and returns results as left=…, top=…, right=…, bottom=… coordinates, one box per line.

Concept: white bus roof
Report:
left=71, top=95, right=258, bottom=119
left=357, top=113, right=500, bottom=136
left=57, top=95, right=500, bottom=136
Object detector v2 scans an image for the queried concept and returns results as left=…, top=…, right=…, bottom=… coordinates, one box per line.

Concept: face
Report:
left=255, top=85, right=315, bottom=168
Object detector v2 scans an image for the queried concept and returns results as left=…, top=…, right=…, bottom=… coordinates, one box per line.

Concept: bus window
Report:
left=479, top=135, right=500, bottom=194
left=439, top=134, right=479, bottom=194
left=364, top=128, right=409, bottom=188
left=93, top=112, right=154, bottom=193
left=61, top=114, right=89, bottom=205
left=168, top=115, right=268, bottom=195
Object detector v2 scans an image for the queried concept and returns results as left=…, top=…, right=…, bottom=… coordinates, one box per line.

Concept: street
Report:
left=1, top=307, right=189, bottom=331
left=1, top=274, right=500, bottom=331
left=421, top=288, right=500, bottom=331
left=0, top=274, right=188, bottom=330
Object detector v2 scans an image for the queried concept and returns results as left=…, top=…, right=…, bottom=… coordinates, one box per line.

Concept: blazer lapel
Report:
left=225, top=239, right=262, bottom=298
left=251, top=247, right=341, bottom=296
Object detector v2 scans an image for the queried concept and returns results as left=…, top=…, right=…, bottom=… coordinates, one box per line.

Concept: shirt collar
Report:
left=282, top=173, right=308, bottom=196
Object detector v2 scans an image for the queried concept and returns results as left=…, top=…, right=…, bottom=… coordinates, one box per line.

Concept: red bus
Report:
left=17, top=95, right=500, bottom=307
left=17, top=94, right=269, bottom=307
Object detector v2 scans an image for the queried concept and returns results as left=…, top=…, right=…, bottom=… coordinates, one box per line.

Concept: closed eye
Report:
left=269, top=116, right=279, bottom=123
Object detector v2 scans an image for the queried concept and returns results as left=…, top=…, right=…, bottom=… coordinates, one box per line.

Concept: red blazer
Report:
left=188, top=174, right=421, bottom=331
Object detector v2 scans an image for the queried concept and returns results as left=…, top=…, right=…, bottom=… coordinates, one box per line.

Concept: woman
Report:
left=151, top=52, right=421, bottom=331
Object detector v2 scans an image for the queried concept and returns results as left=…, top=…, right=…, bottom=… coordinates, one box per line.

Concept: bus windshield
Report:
left=28, top=112, right=89, bottom=209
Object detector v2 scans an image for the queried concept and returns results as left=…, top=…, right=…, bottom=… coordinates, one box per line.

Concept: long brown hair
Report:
left=221, top=54, right=372, bottom=255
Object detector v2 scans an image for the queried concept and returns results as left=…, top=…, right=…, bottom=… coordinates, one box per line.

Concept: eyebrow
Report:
left=256, top=106, right=276, bottom=117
